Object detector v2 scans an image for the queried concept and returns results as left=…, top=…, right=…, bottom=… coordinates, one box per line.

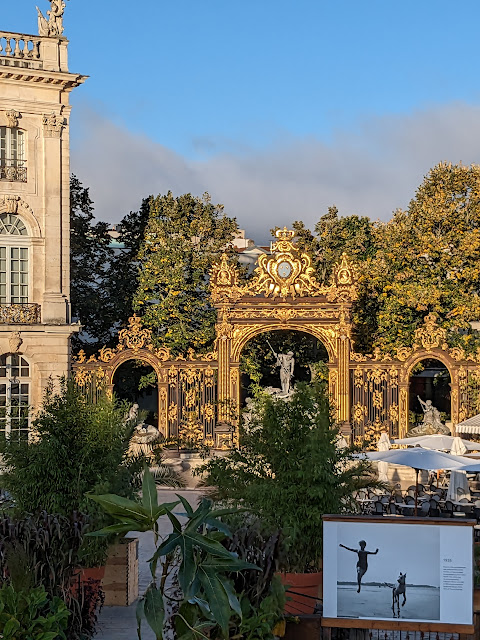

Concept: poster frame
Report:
left=322, top=514, right=475, bottom=633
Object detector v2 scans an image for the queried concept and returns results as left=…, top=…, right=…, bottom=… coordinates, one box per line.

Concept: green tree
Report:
left=70, top=175, right=114, bottom=352
left=104, top=197, right=152, bottom=336
left=201, top=382, right=374, bottom=572
left=367, top=162, right=480, bottom=355
left=133, top=191, right=238, bottom=355
left=293, top=206, right=380, bottom=352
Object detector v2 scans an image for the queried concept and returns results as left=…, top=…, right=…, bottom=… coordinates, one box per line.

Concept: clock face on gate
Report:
left=277, top=260, right=292, bottom=279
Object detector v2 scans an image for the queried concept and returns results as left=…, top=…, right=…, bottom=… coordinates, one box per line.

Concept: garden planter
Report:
left=102, top=537, right=139, bottom=606
left=279, top=571, right=322, bottom=614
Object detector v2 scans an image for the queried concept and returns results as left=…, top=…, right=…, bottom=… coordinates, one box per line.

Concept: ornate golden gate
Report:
left=73, top=229, right=480, bottom=445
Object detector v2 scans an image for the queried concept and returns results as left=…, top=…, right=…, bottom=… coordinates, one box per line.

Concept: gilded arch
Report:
left=73, top=232, right=480, bottom=447
left=230, top=321, right=337, bottom=363
left=210, top=228, right=358, bottom=426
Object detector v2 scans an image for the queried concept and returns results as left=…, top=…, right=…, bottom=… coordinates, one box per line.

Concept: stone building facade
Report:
left=0, top=14, right=86, bottom=436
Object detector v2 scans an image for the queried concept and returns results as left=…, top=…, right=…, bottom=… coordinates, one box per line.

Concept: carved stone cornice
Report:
left=0, top=68, right=87, bottom=91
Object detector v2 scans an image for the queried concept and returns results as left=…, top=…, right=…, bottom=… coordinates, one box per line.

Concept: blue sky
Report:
left=4, top=1, right=480, bottom=239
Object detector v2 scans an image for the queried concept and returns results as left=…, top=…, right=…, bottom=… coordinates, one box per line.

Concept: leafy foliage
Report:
left=0, top=584, right=69, bottom=640
left=70, top=175, right=114, bottom=353
left=0, top=512, right=102, bottom=640
left=133, top=191, right=238, bottom=355
left=0, top=380, right=131, bottom=518
left=0, top=380, right=182, bottom=567
left=201, top=382, right=375, bottom=572
left=89, top=467, right=261, bottom=639
left=365, top=162, right=480, bottom=355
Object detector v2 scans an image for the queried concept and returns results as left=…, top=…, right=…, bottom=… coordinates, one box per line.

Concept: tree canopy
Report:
left=133, top=191, right=238, bottom=355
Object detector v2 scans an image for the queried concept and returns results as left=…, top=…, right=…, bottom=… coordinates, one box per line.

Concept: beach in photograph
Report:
left=337, top=583, right=440, bottom=621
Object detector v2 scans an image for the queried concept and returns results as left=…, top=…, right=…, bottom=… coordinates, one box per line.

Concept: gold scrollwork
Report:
left=413, top=313, right=448, bottom=351
left=168, top=365, right=177, bottom=386
left=389, top=403, right=399, bottom=423
left=180, top=367, right=200, bottom=385
left=202, top=403, right=215, bottom=421
left=168, top=402, right=178, bottom=423
left=118, top=315, right=152, bottom=352
left=352, top=402, right=367, bottom=424
left=99, top=346, right=116, bottom=363
left=354, top=366, right=363, bottom=388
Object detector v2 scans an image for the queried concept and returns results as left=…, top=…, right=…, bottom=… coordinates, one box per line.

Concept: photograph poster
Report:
left=323, top=518, right=473, bottom=626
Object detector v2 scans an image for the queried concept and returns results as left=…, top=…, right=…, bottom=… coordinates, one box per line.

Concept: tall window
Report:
left=0, top=127, right=26, bottom=182
left=0, top=354, right=30, bottom=439
left=0, top=214, right=29, bottom=305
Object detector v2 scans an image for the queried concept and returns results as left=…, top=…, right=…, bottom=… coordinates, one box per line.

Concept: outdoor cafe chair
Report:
left=394, top=494, right=404, bottom=504
left=405, top=496, right=415, bottom=505
left=473, top=507, right=480, bottom=522
left=388, top=502, right=398, bottom=515
left=444, top=500, right=454, bottom=514
left=374, top=501, right=384, bottom=514
left=429, top=500, right=441, bottom=517
left=430, top=493, right=440, bottom=502
left=380, top=495, right=389, bottom=504
left=419, top=501, right=430, bottom=516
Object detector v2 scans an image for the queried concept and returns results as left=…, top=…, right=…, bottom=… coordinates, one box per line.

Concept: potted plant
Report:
left=88, top=467, right=261, bottom=639
left=200, top=381, right=376, bottom=613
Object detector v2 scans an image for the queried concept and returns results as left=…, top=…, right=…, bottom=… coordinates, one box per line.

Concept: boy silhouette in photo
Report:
left=339, top=540, right=379, bottom=593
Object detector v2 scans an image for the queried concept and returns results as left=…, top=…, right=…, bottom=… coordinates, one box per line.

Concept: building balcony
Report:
left=0, top=163, right=27, bottom=183
left=0, top=31, right=69, bottom=73
left=0, top=303, right=41, bottom=324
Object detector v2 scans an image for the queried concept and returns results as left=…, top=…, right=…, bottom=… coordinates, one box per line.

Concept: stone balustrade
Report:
left=0, top=303, right=41, bottom=324
left=0, top=32, right=43, bottom=69
left=0, top=32, right=69, bottom=73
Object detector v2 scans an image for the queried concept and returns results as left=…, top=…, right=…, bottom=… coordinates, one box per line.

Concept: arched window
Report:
left=0, top=354, right=30, bottom=439
left=0, top=214, right=29, bottom=304
left=0, top=127, right=26, bottom=182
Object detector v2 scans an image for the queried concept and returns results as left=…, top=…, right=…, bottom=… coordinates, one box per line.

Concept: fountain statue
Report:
left=407, top=396, right=451, bottom=437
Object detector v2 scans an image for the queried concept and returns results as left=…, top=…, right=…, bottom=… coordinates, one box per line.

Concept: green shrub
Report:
left=201, top=382, right=375, bottom=572
left=0, top=584, right=69, bottom=640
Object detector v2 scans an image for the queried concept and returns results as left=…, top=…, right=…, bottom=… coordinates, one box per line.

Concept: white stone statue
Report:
left=129, top=422, right=160, bottom=458
left=37, top=0, right=66, bottom=37
left=407, top=396, right=451, bottom=437
left=275, top=351, right=295, bottom=396
left=124, top=402, right=139, bottom=425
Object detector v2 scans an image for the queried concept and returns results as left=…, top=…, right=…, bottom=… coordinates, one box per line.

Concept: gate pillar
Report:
left=337, top=332, right=351, bottom=427
left=216, top=307, right=234, bottom=422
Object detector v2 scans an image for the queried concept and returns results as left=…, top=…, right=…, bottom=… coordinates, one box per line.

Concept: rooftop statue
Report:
left=407, top=396, right=451, bottom=437
left=37, top=0, right=66, bottom=37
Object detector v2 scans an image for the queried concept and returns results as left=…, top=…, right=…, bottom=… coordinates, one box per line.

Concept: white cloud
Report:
left=71, top=103, right=480, bottom=243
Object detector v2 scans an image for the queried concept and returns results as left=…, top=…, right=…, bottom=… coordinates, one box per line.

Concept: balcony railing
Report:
left=0, top=163, right=27, bottom=183
left=0, top=32, right=43, bottom=70
left=0, top=304, right=41, bottom=324
left=0, top=31, right=69, bottom=73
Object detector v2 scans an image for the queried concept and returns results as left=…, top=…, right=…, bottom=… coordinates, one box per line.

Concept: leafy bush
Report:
left=0, top=511, right=102, bottom=640
left=0, top=584, right=69, bottom=640
left=201, top=382, right=375, bottom=572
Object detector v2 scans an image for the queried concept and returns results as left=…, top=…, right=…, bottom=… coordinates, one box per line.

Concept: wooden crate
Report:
left=102, top=537, right=139, bottom=606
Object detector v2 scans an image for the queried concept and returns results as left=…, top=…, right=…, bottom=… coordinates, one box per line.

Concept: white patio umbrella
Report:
left=392, top=434, right=479, bottom=451
left=377, top=432, right=390, bottom=483
left=447, top=438, right=471, bottom=501
left=362, top=448, right=472, bottom=514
